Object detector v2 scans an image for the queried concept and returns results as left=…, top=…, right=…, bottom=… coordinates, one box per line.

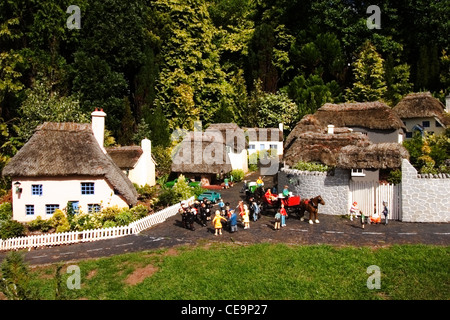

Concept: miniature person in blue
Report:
left=228, top=210, right=238, bottom=233
left=382, top=201, right=389, bottom=225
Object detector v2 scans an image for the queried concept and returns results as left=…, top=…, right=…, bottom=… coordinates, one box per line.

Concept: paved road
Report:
left=1, top=171, right=449, bottom=266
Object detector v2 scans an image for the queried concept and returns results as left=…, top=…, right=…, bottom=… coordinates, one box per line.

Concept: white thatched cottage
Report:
left=393, top=92, right=450, bottom=138
left=106, top=139, right=156, bottom=187
left=2, top=110, right=138, bottom=222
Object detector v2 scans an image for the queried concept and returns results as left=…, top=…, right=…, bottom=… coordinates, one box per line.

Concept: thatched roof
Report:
left=315, top=101, right=405, bottom=130
left=393, top=92, right=450, bottom=127
left=244, top=127, right=283, bottom=142
left=2, top=122, right=138, bottom=205
left=337, top=143, right=409, bottom=169
left=171, top=131, right=232, bottom=174
left=205, top=123, right=247, bottom=153
left=283, top=115, right=409, bottom=169
left=106, top=146, right=143, bottom=169
left=283, top=130, right=371, bottom=167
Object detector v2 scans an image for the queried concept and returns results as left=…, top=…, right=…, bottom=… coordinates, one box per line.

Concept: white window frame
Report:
left=351, top=169, right=366, bottom=177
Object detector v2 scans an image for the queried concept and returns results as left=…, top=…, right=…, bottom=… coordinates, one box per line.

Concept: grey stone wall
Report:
left=278, top=168, right=350, bottom=216
left=401, top=159, right=450, bottom=222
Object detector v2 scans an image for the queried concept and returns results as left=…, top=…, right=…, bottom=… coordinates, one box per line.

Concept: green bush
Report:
left=49, top=209, right=70, bottom=233
left=0, top=219, right=25, bottom=239
left=292, top=161, right=331, bottom=172
left=27, top=216, right=52, bottom=232
left=115, top=210, right=133, bottom=226
left=230, top=169, right=244, bottom=182
left=130, top=204, right=149, bottom=220
left=0, top=202, right=12, bottom=221
left=387, top=169, right=402, bottom=184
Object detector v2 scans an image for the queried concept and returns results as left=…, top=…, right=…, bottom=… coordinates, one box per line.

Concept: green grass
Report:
left=25, top=244, right=450, bottom=300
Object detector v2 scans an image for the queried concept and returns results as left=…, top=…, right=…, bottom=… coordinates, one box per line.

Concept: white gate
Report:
left=349, top=181, right=401, bottom=220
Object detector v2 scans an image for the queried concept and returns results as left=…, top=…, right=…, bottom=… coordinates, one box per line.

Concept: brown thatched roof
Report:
left=206, top=123, right=247, bottom=152
left=283, top=130, right=371, bottom=167
left=393, top=92, right=450, bottom=127
left=283, top=115, right=410, bottom=169
left=244, top=127, right=283, bottom=142
left=2, top=122, right=138, bottom=205
left=315, top=101, right=405, bottom=130
left=337, top=143, right=409, bottom=169
left=171, top=131, right=232, bottom=174
left=106, top=146, right=143, bottom=169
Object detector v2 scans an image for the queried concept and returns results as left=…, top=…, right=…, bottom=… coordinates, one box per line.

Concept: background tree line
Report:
left=0, top=0, right=449, bottom=186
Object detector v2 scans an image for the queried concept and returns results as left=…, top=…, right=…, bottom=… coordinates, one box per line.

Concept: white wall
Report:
left=247, top=140, right=283, bottom=156
left=228, top=149, right=248, bottom=173
left=11, top=177, right=129, bottom=222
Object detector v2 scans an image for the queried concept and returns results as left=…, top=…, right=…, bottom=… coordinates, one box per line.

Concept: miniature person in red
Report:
left=280, top=204, right=287, bottom=227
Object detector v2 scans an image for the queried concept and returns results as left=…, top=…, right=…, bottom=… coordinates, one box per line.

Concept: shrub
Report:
left=0, top=251, right=37, bottom=300
left=27, top=216, right=52, bottom=232
left=172, top=174, right=195, bottom=200
left=49, top=209, right=70, bottom=233
left=387, top=169, right=402, bottom=184
left=115, top=210, right=133, bottom=226
left=0, top=202, right=12, bottom=221
left=230, top=169, right=244, bottom=182
left=292, top=161, right=331, bottom=172
left=130, top=204, right=148, bottom=220
left=0, top=219, right=25, bottom=239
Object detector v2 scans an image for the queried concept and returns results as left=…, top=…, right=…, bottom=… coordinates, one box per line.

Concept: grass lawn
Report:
left=23, top=243, right=450, bottom=300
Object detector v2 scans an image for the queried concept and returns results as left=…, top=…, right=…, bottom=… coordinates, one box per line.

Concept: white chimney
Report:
left=327, top=124, right=335, bottom=134
left=445, top=94, right=450, bottom=113
left=278, top=123, right=284, bottom=133
left=91, top=108, right=107, bottom=153
left=141, top=138, right=151, bottom=153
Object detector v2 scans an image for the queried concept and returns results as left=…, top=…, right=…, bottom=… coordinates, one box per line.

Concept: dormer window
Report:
left=351, top=169, right=366, bottom=177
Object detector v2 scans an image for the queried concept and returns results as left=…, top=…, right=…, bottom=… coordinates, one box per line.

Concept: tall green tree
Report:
left=345, top=41, right=387, bottom=102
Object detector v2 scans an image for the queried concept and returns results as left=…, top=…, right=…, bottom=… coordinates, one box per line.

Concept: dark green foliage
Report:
left=0, top=219, right=25, bottom=239
left=0, top=0, right=448, bottom=179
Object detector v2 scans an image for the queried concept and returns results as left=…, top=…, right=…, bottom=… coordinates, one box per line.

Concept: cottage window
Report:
left=248, top=144, right=255, bottom=150
left=435, top=120, right=442, bottom=128
left=422, top=121, right=430, bottom=128
left=26, top=205, right=34, bottom=215
left=351, top=169, right=366, bottom=177
left=88, top=204, right=101, bottom=213
left=269, top=144, right=278, bottom=150
left=46, top=204, right=59, bottom=215
left=81, top=182, right=95, bottom=195
left=32, top=184, right=43, bottom=196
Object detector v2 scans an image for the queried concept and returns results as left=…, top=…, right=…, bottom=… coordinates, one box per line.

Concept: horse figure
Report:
left=298, top=195, right=325, bottom=224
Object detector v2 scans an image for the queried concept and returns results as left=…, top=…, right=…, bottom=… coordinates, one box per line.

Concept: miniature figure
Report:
left=349, top=201, right=359, bottom=221
left=212, top=210, right=227, bottom=236
left=280, top=203, right=287, bottom=227
left=274, top=210, right=281, bottom=230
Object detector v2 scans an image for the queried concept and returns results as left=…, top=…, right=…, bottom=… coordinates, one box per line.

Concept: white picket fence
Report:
left=0, top=197, right=194, bottom=251
left=349, top=182, right=401, bottom=220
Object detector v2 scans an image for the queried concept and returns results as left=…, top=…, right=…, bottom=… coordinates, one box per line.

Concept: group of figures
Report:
left=178, top=197, right=261, bottom=236
left=349, top=201, right=389, bottom=229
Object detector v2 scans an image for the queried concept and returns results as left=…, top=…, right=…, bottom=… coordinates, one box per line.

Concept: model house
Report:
left=205, top=123, right=248, bottom=173
left=245, top=123, right=284, bottom=156
left=171, top=131, right=232, bottom=186
left=312, top=101, right=406, bottom=144
left=393, top=92, right=450, bottom=138
left=2, top=109, right=138, bottom=222
left=106, top=138, right=156, bottom=187
left=283, top=112, right=409, bottom=182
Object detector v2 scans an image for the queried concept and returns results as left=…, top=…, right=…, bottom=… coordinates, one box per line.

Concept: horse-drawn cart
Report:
left=261, top=190, right=302, bottom=218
